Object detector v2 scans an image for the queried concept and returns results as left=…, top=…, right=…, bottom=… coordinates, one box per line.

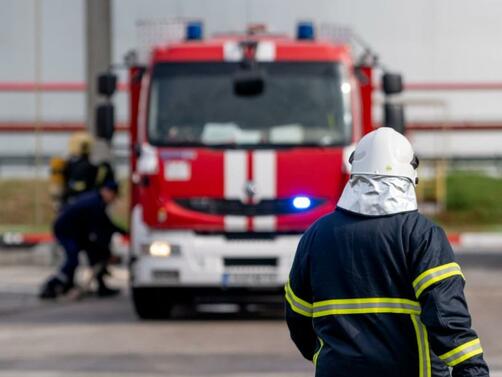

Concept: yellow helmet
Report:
left=68, top=132, right=94, bottom=156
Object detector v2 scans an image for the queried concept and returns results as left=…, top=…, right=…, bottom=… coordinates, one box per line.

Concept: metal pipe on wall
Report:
left=85, top=0, right=112, bottom=163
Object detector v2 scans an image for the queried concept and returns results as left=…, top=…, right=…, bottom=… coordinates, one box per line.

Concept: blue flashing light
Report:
left=297, top=22, right=315, bottom=40
left=293, top=196, right=312, bottom=210
left=186, top=21, right=203, bottom=40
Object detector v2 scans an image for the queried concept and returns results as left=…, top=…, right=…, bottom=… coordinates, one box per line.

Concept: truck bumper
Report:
left=130, top=229, right=300, bottom=290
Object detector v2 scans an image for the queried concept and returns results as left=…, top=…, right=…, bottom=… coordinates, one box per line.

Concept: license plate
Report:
left=222, top=272, right=277, bottom=287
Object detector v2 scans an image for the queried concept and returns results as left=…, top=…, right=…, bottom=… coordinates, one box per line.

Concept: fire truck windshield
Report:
left=147, top=62, right=352, bottom=147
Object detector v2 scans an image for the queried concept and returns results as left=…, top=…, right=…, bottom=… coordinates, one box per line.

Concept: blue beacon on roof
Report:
left=186, top=21, right=203, bottom=40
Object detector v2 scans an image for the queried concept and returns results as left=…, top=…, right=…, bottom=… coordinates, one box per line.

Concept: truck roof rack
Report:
left=135, top=18, right=187, bottom=64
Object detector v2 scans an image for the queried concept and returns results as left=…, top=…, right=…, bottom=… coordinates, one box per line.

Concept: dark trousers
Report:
left=56, top=235, right=81, bottom=284
left=56, top=232, right=112, bottom=286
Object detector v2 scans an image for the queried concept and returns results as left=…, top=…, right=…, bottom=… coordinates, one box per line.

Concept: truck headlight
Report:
left=144, top=241, right=181, bottom=257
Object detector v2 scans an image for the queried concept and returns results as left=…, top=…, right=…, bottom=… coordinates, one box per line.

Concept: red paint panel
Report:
left=247, top=151, right=253, bottom=182
left=275, top=43, right=352, bottom=63
left=277, top=203, right=335, bottom=232
left=276, top=148, right=345, bottom=231
left=141, top=147, right=347, bottom=232
left=129, top=66, right=144, bottom=211
left=246, top=151, right=254, bottom=231
left=276, top=148, right=344, bottom=198
left=153, top=44, right=224, bottom=62
left=161, top=201, right=225, bottom=230
left=152, top=40, right=352, bottom=64
left=358, top=65, right=374, bottom=136
left=141, top=148, right=225, bottom=230
left=159, top=148, right=224, bottom=198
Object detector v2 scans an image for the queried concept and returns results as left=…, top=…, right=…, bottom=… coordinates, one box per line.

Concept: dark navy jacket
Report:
left=286, top=208, right=489, bottom=377
left=54, top=190, right=124, bottom=249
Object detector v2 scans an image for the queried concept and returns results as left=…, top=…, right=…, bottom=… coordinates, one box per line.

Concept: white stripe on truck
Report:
left=224, top=150, right=247, bottom=200
left=252, top=150, right=276, bottom=202
left=252, top=151, right=277, bottom=231
left=255, top=41, right=276, bottom=61
left=224, top=150, right=247, bottom=231
left=253, top=216, right=277, bottom=232
left=224, top=216, right=248, bottom=232
left=223, top=41, right=242, bottom=62
left=223, top=41, right=276, bottom=62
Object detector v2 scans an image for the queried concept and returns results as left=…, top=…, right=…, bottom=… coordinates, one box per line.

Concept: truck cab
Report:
left=99, top=21, right=404, bottom=318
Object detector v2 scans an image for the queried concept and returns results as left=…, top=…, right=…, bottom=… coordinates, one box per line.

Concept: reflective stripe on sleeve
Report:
left=439, top=338, right=483, bottom=367
left=413, top=262, right=464, bottom=298
left=411, top=314, right=431, bottom=377
left=284, top=281, right=313, bottom=317
left=312, top=297, right=421, bottom=317
left=312, top=337, right=324, bottom=366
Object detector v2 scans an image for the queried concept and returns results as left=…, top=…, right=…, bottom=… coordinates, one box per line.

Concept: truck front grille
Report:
left=224, top=258, right=278, bottom=267
left=174, top=197, right=325, bottom=216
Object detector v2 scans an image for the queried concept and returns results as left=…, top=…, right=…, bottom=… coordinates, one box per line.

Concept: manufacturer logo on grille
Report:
left=244, top=181, right=256, bottom=199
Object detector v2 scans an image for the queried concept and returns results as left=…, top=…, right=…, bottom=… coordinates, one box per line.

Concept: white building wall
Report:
left=1, top=0, right=502, bottom=122
left=0, top=0, right=502, bottom=165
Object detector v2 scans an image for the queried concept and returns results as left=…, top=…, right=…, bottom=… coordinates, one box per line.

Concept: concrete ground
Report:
left=0, top=250, right=501, bottom=376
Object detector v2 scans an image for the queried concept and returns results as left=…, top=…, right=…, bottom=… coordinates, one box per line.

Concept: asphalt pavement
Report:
left=1, top=252, right=502, bottom=376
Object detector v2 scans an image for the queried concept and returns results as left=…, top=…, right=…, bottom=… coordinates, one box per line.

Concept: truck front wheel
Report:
left=131, top=287, right=174, bottom=319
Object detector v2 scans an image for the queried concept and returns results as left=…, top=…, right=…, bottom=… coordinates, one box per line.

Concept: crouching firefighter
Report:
left=40, top=180, right=127, bottom=299
left=285, top=127, right=489, bottom=377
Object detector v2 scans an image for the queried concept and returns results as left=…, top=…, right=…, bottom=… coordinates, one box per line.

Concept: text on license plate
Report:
left=222, top=272, right=277, bottom=287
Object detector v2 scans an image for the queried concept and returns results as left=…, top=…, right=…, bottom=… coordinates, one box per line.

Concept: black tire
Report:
left=131, top=288, right=174, bottom=320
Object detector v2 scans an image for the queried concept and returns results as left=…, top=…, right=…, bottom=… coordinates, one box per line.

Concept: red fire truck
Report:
left=98, top=21, right=404, bottom=318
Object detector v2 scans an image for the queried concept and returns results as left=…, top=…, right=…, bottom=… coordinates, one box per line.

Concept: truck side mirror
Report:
left=382, top=72, right=403, bottom=95
left=233, top=70, right=265, bottom=96
left=96, top=103, right=115, bottom=141
left=98, top=72, right=117, bottom=97
left=384, top=102, right=406, bottom=134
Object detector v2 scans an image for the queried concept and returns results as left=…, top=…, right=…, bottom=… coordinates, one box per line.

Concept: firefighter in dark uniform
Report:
left=62, top=132, right=98, bottom=204
left=285, top=127, right=489, bottom=377
left=40, top=180, right=127, bottom=299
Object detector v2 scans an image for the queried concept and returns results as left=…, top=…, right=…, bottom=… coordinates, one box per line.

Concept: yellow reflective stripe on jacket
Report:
left=312, top=297, right=421, bottom=317
left=285, top=286, right=422, bottom=318
left=439, top=338, right=483, bottom=367
left=411, top=315, right=431, bottom=377
left=312, top=337, right=324, bottom=366
left=96, top=165, right=108, bottom=185
left=71, top=180, right=87, bottom=191
left=413, top=262, right=464, bottom=298
left=284, top=281, right=313, bottom=317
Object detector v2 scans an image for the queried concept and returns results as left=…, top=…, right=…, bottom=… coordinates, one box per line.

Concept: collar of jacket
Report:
left=337, top=174, right=418, bottom=216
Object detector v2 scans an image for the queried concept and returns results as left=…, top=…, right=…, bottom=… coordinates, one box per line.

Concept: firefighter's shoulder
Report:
left=303, top=210, right=337, bottom=236
left=402, top=211, right=456, bottom=279
left=295, top=211, right=336, bottom=253
left=401, top=211, right=448, bottom=241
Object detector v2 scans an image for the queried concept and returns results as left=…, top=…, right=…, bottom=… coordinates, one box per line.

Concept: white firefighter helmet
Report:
left=349, top=127, right=419, bottom=184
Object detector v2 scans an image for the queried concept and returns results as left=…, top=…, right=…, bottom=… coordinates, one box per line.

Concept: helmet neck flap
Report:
left=337, top=174, right=417, bottom=216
